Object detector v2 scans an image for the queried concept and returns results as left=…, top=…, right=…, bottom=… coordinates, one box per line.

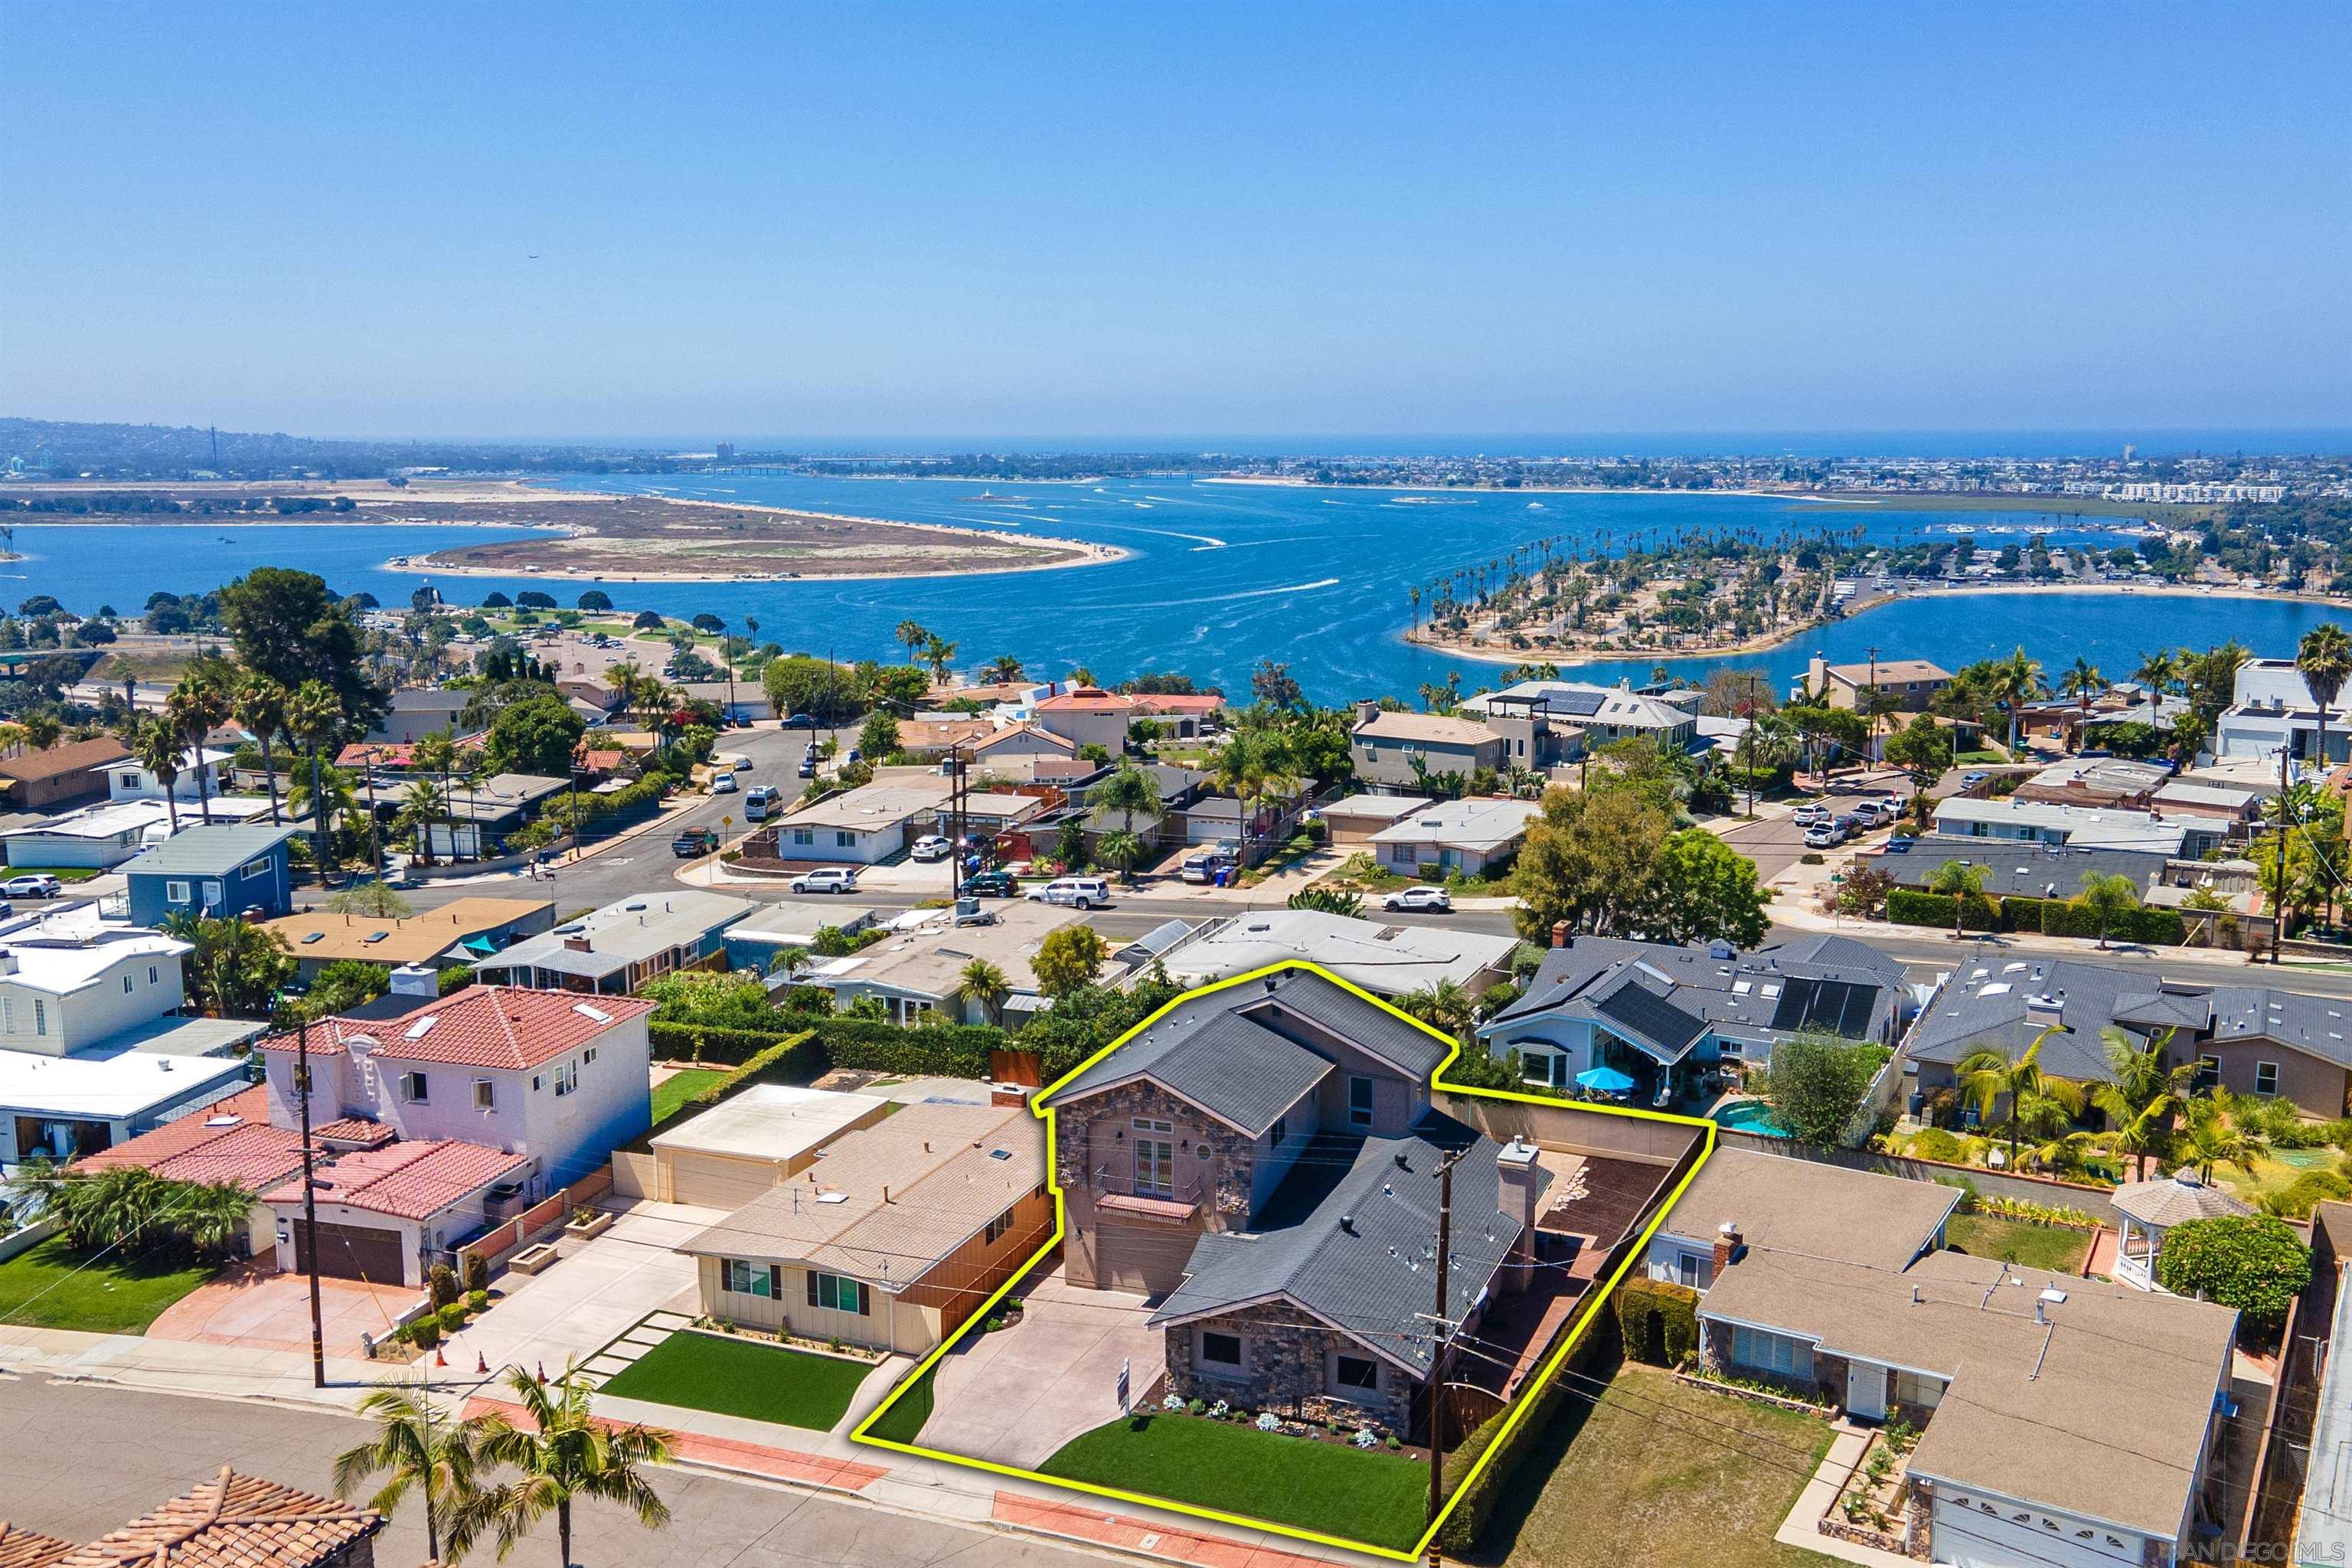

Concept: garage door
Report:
left=1934, top=1496, right=2123, bottom=1568
left=292, top=1220, right=407, bottom=1285
left=1096, top=1218, right=1200, bottom=1296
left=666, top=1152, right=782, bottom=1210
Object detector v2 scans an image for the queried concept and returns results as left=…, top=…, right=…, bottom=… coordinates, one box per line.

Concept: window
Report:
left=122, top=975, right=134, bottom=994
left=1133, top=1117, right=1175, bottom=1197
left=1348, top=1075, right=1375, bottom=1128
left=400, top=1071, right=429, bottom=1103
left=148, top=965, right=158, bottom=984
left=724, top=1259, right=780, bottom=1298
left=1268, top=1116, right=1287, bottom=1148
left=983, top=1204, right=1014, bottom=1246
left=473, top=1079, right=496, bottom=1110
left=1893, top=1370, right=1945, bottom=1410
left=165, top=880, right=192, bottom=905
left=1198, top=1331, right=1245, bottom=1374
left=2195, top=1055, right=2222, bottom=1090
left=583, top=1046, right=597, bottom=1066
left=531, top=1073, right=542, bottom=1091
left=792, top=828, right=815, bottom=846
left=807, top=1272, right=870, bottom=1315
left=1333, top=1354, right=1379, bottom=1393
left=1677, top=1251, right=1710, bottom=1289
left=553, top=1061, right=578, bottom=1097
left=2256, top=1062, right=2280, bottom=1096
left=835, top=831, right=857, bottom=848
left=32, top=999, right=45, bottom=1037
left=1730, top=1325, right=1811, bottom=1379
left=239, top=857, right=273, bottom=880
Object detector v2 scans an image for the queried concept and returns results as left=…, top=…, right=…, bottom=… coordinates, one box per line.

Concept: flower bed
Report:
left=1152, top=1393, right=1412, bottom=1457
left=1824, top=1423, right=1919, bottom=1553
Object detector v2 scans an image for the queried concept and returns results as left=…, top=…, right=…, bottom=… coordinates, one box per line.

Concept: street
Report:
left=0, top=1374, right=1103, bottom=1568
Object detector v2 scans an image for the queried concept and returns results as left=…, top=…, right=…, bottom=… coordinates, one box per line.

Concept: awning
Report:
left=460, top=936, right=499, bottom=956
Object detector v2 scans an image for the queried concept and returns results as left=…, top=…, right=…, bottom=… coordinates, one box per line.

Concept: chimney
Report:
left=387, top=964, right=439, bottom=998
left=989, top=1083, right=1031, bottom=1109
left=1713, top=1220, right=1743, bottom=1279
left=1354, top=699, right=1380, bottom=727
left=1550, top=920, right=1571, bottom=949
left=564, top=934, right=593, bottom=953
left=1496, top=1138, right=1541, bottom=1288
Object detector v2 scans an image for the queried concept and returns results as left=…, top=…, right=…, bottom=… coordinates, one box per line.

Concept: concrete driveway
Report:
left=923, top=1261, right=1161, bottom=1468
left=453, top=1197, right=718, bottom=1377
left=146, top=1263, right=420, bottom=1359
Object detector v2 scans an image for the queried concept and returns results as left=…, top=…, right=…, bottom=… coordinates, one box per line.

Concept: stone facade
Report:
left=1166, top=1298, right=1416, bottom=1438
left=1700, top=1318, right=1852, bottom=1407
left=1057, top=1079, right=1263, bottom=1289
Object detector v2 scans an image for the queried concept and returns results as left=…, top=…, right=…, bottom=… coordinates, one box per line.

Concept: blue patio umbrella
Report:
left=1575, top=1066, right=1635, bottom=1093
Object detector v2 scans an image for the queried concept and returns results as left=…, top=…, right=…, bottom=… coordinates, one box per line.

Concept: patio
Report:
left=920, top=1256, right=1165, bottom=1468
left=145, top=1261, right=420, bottom=1359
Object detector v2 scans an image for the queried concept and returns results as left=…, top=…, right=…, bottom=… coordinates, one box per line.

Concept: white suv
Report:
left=0, top=874, right=60, bottom=899
left=790, top=867, right=860, bottom=895
left=1027, top=876, right=1112, bottom=910
left=1791, top=803, right=1830, bottom=828
left=1383, top=886, right=1452, bottom=913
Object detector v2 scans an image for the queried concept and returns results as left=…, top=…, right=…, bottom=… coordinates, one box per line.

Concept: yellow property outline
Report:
left=851, top=959, right=1717, bottom=1560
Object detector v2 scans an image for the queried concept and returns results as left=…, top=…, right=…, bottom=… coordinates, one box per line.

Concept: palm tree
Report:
left=893, top=620, right=929, bottom=662
left=333, top=1389, right=483, bottom=1563
left=2060, top=657, right=2104, bottom=748
left=414, top=730, right=462, bottom=862
left=1400, top=979, right=1475, bottom=1043
left=921, top=634, right=959, bottom=687
left=1211, top=727, right=1297, bottom=871
left=2092, top=1028, right=2194, bottom=1181
left=400, top=778, right=449, bottom=866
left=289, top=764, right=359, bottom=877
left=2299, top=623, right=2352, bottom=924
left=981, top=654, right=1025, bottom=685
left=2133, top=648, right=2180, bottom=699
left=2074, top=870, right=2141, bottom=949
left=168, top=669, right=230, bottom=825
left=1097, top=827, right=1146, bottom=885
left=959, top=958, right=1009, bottom=1026
left=232, top=673, right=290, bottom=824
left=1926, top=860, right=1986, bottom=939
left=131, top=716, right=185, bottom=835
left=287, top=678, right=345, bottom=871
left=1988, top=645, right=2046, bottom=754
left=1955, top=1027, right=2086, bottom=1173
left=446, top=1364, right=674, bottom=1568
left=20, top=712, right=60, bottom=751
left=2176, top=1089, right=2272, bottom=1184
left=1096, top=764, right=1163, bottom=884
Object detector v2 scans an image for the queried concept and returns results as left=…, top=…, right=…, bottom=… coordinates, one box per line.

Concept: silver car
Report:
left=1383, top=886, right=1452, bottom=913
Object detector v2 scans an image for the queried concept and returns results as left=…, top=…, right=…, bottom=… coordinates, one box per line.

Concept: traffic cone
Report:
left=435, top=1346, right=448, bottom=1367
left=476, top=1351, right=488, bottom=1376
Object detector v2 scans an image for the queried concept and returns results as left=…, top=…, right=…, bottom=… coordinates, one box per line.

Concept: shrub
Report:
left=428, top=1263, right=459, bottom=1311
left=410, top=1316, right=440, bottom=1349
left=1932, top=1174, right=1981, bottom=1212
left=437, top=1302, right=469, bottom=1332
left=463, top=1252, right=490, bottom=1296
left=1888, top=888, right=1998, bottom=931
left=1616, top=1278, right=1700, bottom=1366
left=1909, top=1128, right=1965, bottom=1162
left=820, top=1016, right=1001, bottom=1080
left=2267, top=1169, right=2352, bottom=1220
left=624, top=1029, right=822, bottom=1148
left=2154, top=1215, right=2312, bottom=1322
left=467, top=1289, right=489, bottom=1314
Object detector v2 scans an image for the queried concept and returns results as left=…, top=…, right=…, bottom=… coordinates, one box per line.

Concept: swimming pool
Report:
left=1710, top=1099, right=1792, bottom=1138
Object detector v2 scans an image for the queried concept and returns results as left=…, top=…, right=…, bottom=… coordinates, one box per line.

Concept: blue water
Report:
left=7, top=475, right=2329, bottom=704
left=1711, top=1100, right=1791, bottom=1138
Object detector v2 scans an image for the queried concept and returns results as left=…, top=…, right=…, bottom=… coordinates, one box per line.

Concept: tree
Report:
left=959, top=959, right=1009, bottom=1026
left=894, top=620, right=930, bottom=661
left=131, top=715, right=185, bottom=835
left=1287, top=885, right=1364, bottom=918
left=1511, top=786, right=1671, bottom=942
left=232, top=672, right=291, bottom=824
left=327, top=882, right=415, bottom=919
left=1758, top=1032, right=1884, bottom=1148
left=1926, top=860, right=1987, bottom=938
left=858, top=710, right=900, bottom=760
left=1987, top=645, right=2047, bottom=753
left=981, top=654, right=1025, bottom=684
left=632, top=609, right=665, bottom=630
left=2299, top=622, right=2352, bottom=923
left=577, top=590, right=613, bottom=612
left=2060, top=656, right=2105, bottom=740
left=1034, top=924, right=1108, bottom=998
left=2073, top=870, right=2141, bottom=949
left=2092, top=1028, right=2194, bottom=1181
left=1397, top=978, right=1475, bottom=1044
left=21, top=1164, right=255, bottom=1262
left=1833, top=865, right=1895, bottom=920
left=2177, top=1089, right=2272, bottom=1183
left=333, top=1388, right=484, bottom=1564
left=1096, top=764, right=1162, bottom=884
left=2153, top=1215, right=2311, bottom=1324
left=446, top=1364, right=674, bottom=1567
left=515, top=590, right=557, bottom=610
left=302, top=958, right=393, bottom=1018
left=159, top=912, right=294, bottom=1017
left=1880, top=712, right=1950, bottom=798
left=485, top=694, right=586, bottom=778
left=483, top=591, right=514, bottom=609
left=168, top=667, right=232, bottom=825
left=1250, top=659, right=1303, bottom=709
left=1955, top=1027, right=2086, bottom=1173
left=921, top=634, right=959, bottom=686
left=1632, top=829, right=1770, bottom=949
left=690, top=612, right=724, bottom=635
left=218, top=567, right=385, bottom=733
left=287, top=678, right=346, bottom=871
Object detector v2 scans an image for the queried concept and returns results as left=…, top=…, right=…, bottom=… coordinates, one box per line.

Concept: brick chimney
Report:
left=1550, top=920, right=1571, bottom=949
left=990, top=1083, right=1031, bottom=1109
left=1496, top=1138, right=1541, bottom=1289
left=1712, top=1220, right=1743, bottom=1279
left=564, top=933, right=593, bottom=953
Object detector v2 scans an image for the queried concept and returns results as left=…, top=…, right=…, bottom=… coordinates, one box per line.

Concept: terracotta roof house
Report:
left=0, top=736, right=130, bottom=812
left=0, top=1521, right=76, bottom=1568
left=1674, top=1150, right=2237, bottom=1568
left=51, top=1468, right=384, bottom=1568
left=1032, top=687, right=1139, bottom=754
left=257, top=896, right=556, bottom=977
left=678, top=1099, right=1051, bottom=1353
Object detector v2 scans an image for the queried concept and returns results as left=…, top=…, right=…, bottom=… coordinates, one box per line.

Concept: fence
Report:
left=1713, top=1127, right=2122, bottom=1226
left=457, top=1166, right=614, bottom=1276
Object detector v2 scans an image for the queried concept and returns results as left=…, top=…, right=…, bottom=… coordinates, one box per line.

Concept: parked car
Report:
left=1961, top=771, right=1988, bottom=786
left=910, top=835, right=953, bottom=862
left=743, top=786, right=776, bottom=822
left=1886, top=835, right=1916, bottom=853
left=798, top=755, right=819, bottom=779
left=962, top=869, right=1019, bottom=898
left=791, top=867, right=860, bottom=894
left=1803, top=823, right=1845, bottom=849
left=1791, top=803, right=1830, bottom=828
left=0, top=874, right=62, bottom=900
left=782, top=713, right=820, bottom=729
left=710, top=771, right=739, bottom=793
left=1027, top=876, right=1111, bottom=910
left=1383, top=886, right=1452, bottom=913
left=1181, top=847, right=1239, bottom=884
left=671, top=828, right=719, bottom=858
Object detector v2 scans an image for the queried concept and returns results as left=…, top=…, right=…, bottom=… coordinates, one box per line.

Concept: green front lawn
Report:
left=1039, top=1412, right=1429, bottom=1552
left=1468, top=1360, right=1837, bottom=1568
left=2, top=865, right=103, bottom=882
left=649, top=1068, right=730, bottom=1126
left=1943, top=1214, right=2092, bottom=1274
left=0, top=1236, right=220, bottom=1334
left=599, top=1329, right=874, bottom=1431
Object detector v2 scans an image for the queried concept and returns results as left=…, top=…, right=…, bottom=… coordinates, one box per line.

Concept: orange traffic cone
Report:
left=476, top=1351, right=489, bottom=1376
left=435, top=1346, right=448, bottom=1367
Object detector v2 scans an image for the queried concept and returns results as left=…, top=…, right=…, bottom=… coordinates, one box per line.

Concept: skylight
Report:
left=300, top=933, right=324, bottom=945
left=363, top=931, right=389, bottom=944
left=573, top=1002, right=613, bottom=1024
left=404, top=1015, right=440, bottom=1040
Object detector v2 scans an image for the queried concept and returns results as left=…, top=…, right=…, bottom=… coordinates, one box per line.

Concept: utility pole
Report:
left=2273, top=743, right=2292, bottom=964
left=947, top=746, right=969, bottom=903
left=1425, top=1145, right=1470, bottom=1540
left=296, top=1013, right=326, bottom=1389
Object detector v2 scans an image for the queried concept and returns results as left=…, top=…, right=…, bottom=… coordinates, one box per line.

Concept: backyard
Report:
left=1942, top=1213, right=2092, bottom=1273
left=649, top=1067, right=730, bottom=1126
left=597, top=1328, right=875, bottom=1432
left=0, top=1235, right=220, bottom=1334
left=1039, top=1411, right=1430, bottom=1553
left=1465, top=1360, right=1837, bottom=1568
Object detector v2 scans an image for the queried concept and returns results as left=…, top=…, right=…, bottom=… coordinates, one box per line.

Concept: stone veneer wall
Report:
left=1054, top=1081, right=1257, bottom=1223
left=1167, top=1298, right=1415, bottom=1437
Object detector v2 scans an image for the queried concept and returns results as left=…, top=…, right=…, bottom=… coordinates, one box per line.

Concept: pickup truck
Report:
left=671, top=828, right=719, bottom=858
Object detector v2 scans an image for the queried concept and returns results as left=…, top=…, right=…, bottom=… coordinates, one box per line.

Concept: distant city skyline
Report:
left=5, top=2, right=2346, bottom=440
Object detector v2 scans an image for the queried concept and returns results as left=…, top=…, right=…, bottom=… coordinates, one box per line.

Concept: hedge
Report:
left=649, top=1019, right=803, bottom=1067
left=819, top=1017, right=1003, bottom=1080
left=1887, top=888, right=1999, bottom=932
left=2033, top=900, right=2185, bottom=946
left=1616, top=1277, right=1699, bottom=1366
left=622, top=1029, right=820, bottom=1151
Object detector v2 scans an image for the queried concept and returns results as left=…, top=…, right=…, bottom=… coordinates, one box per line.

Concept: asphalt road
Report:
left=0, top=1375, right=1101, bottom=1568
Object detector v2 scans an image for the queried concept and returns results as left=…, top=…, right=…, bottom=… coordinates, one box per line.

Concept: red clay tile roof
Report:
left=1132, top=693, right=1225, bottom=714
left=53, top=1468, right=382, bottom=1568
left=73, top=1088, right=309, bottom=1194
left=1034, top=687, right=1131, bottom=714
left=262, top=1139, right=529, bottom=1220
left=0, top=737, right=132, bottom=786
left=0, top=1523, right=76, bottom=1568
left=259, top=984, right=652, bottom=1071
left=313, top=1116, right=395, bottom=1148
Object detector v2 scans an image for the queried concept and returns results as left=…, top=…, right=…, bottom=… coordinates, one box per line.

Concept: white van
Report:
left=1027, top=876, right=1112, bottom=910
left=743, top=786, right=776, bottom=822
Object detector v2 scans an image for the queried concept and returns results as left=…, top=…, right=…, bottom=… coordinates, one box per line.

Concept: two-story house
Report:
left=1041, top=965, right=1542, bottom=1440
left=1348, top=705, right=1505, bottom=792
left=93, top=744, right=230, bottom=805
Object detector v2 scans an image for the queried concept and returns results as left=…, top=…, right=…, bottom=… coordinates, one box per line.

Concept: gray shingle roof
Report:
left=1885, top=835, right=2168, bottom=899
left=1150, top=1112, right=1544, bottom=1372
left=1488, top=934, right=1903, bottom=1056
left=121, top=824, right=299, bottom=877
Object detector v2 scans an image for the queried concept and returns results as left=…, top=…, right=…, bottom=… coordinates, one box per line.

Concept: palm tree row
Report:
left=335, top=1365, right=673, bottom=1566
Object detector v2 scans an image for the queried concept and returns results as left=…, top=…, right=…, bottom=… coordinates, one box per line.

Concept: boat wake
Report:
left=1155, top=577, right=1341, bottom=606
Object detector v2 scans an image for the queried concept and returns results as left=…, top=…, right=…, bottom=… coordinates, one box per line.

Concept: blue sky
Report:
left=5, top=2, right=2347, bottom=444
